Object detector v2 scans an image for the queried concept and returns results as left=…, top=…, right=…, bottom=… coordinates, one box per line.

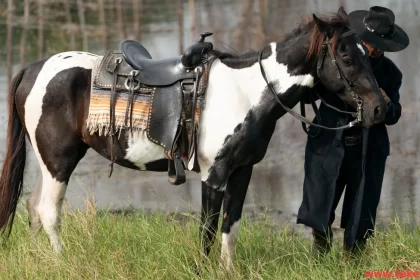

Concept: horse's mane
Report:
left=209, top=12, right=349, bottom=62
left=304, top=13, right=349, bottom=60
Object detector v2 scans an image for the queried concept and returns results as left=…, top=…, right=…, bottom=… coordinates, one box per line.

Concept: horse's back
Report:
left=16, top=51, right=95, bottom=104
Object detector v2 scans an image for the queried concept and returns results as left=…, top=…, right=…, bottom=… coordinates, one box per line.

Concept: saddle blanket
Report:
left=86, top=56, right=202, bottom=137
left=87, top=88, right=151, bottom=136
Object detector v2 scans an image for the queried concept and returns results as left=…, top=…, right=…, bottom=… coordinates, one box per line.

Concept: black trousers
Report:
left=298, top=135, right=388, bottom=248
left=329, top=143, right=363, bottom=227
left=330, top=142, right=387, bottom=246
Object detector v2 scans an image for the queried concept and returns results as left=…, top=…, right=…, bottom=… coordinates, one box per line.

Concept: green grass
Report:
left=0, top=201, right=419, bottom=280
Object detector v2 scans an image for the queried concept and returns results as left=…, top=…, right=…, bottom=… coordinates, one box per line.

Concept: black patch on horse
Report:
left=212, top=45, right=272, bottom=69
left=205, top=83, right=309, bottom=189
left=36, top=67, right=91, bottom=183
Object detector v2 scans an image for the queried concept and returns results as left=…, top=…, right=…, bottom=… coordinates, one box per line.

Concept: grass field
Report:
left=0, top=200, right=419, bottom=280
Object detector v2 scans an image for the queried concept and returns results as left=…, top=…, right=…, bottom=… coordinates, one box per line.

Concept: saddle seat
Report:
left=121, top=40, right=195, bottom=86
left=121, top=32, right=213, bottom=86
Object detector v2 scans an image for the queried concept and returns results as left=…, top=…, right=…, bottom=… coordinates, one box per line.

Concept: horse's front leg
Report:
left=220, top=165, right=253, bottom=272
left=200, top=181, right=224, bottom=256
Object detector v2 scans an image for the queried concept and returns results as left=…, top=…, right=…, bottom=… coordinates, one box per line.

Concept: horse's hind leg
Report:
left=28, top=133, right=88, bottom=253
left=27, top=178, right=43, bottom=234
left=37, top=170, right=68, bottom=252
left=34, top=142, right=88, bottom=253
left=21, top=56, right=92, bottom=252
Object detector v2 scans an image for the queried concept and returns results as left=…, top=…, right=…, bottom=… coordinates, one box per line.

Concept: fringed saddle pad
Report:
left=87, top=89, right=152, bottom=136
left=87, top=53, right=202, bottom=138
left=87, top=53, right=155, bottom=137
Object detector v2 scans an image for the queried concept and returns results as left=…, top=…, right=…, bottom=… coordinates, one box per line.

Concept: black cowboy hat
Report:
left=348, top=6, right=409, bottom=52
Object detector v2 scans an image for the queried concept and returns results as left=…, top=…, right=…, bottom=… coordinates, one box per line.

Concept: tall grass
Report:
left=0, top=201, right=419, bottom=279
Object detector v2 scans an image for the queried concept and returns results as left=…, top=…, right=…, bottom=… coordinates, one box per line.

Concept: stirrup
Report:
left=168, top=151, right=186, bottom=185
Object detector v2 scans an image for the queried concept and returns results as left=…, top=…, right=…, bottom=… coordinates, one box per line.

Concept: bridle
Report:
left=316, top=30, right=364, bottom=119
left=258, top=29, right=364, bottom=133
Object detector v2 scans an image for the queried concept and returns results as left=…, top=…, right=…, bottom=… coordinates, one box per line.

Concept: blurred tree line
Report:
left=1, top=0, right=305, bottom=84
left=1, top=0, right=419, bottom=222
left=1, top=0, right=182, bottom=82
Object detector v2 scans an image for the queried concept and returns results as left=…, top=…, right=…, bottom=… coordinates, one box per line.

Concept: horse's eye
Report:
left=342, top=57, right=352, bottom=67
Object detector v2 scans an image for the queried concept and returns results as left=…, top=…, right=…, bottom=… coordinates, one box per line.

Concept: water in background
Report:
left=0, top=0, right=419, bottom=232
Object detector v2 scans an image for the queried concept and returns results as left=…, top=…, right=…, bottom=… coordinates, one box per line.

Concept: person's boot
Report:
left=343, top=238, right=367, bottom=260
left=312, top=228, right=333, bottom=256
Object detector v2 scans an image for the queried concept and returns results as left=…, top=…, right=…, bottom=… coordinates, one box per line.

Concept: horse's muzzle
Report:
left=362, top=98, right=387, bottom=127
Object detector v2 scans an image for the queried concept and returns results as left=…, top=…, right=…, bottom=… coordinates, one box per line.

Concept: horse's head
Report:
left=308, top=7, right=386, bottom=128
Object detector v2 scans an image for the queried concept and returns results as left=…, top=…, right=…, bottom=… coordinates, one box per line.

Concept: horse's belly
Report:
left=124, top=131, right=167, bottom=170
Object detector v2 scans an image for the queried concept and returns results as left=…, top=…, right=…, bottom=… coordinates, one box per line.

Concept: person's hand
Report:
left=380, top=88, right=390, bottom=104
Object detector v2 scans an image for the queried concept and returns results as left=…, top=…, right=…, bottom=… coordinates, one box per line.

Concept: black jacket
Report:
left=366, top=55, right=402, bottom=155
left=297, top=55, right=402, bottom=247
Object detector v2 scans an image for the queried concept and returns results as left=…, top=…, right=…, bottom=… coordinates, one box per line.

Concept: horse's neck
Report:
left=225, top=41, right=314, bottom=109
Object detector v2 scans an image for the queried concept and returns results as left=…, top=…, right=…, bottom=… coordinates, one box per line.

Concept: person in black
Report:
left=296, top=6, right=410, bottom=253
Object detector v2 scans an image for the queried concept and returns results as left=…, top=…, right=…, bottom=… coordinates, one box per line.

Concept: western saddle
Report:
left=100, top=32, right=215, bottom=185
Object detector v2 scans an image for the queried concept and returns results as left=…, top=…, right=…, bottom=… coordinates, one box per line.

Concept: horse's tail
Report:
left=0, top=69, right=26, bottom=236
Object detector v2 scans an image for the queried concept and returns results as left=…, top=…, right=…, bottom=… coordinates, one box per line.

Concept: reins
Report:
left=258, top=29, right=364, bottom=135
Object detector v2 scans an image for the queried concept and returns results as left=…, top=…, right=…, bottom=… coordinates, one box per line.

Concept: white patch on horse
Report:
left=24, top=51, right=98, bottom=252
left=37, top=171, right=67, bottom=253
left=221, top=220, right=241, bottom=272
left=197, top=42, right=314, bottom=183
left=357, top=43, right=366, bottom=56
left=124, top=131, right=166, bottom=170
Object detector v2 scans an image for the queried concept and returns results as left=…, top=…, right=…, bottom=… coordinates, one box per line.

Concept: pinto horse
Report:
left=0, top=8, right=385, bottom=270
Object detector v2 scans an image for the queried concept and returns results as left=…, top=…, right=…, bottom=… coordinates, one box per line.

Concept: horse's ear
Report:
left=313, top=14, right=334, bottom=38
left=337, top=6, right=348, bottom=20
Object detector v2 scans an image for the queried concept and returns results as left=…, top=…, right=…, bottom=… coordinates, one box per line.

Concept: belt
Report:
left=344, top=135, right=361, bottom=146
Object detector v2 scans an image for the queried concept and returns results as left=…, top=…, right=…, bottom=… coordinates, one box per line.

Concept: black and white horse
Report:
left=0, top=8, right=385, bottom=270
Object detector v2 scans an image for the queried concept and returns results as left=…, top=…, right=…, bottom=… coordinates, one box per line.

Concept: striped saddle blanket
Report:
left=87, top=52, right=156, bottom=137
